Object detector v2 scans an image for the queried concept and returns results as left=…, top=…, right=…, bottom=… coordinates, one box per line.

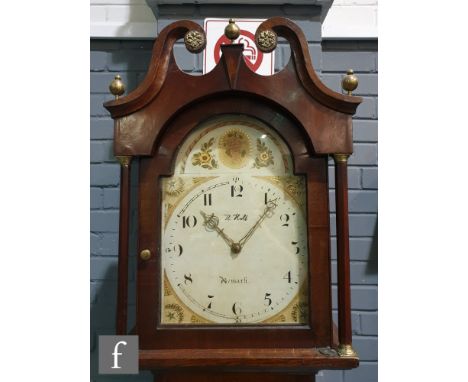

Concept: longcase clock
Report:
left=104, top=17, right=362, bottom=382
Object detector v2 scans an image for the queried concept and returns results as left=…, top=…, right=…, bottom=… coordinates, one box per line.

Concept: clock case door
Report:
left=104, top=17, right=361, bottom=356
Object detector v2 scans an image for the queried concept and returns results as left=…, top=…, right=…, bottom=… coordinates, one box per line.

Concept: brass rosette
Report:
left=184, top=30, right=206, bottom=53
left=255, top=29, right=278, bottom=53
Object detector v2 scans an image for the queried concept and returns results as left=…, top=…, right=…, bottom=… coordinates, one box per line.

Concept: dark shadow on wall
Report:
left=90, top=160, right=150, bottom=381
left=366, top=216, right=378, bottom=276
left=90, top=264, right=117, bottom=381
left=90, top=268, right=153, bottom=382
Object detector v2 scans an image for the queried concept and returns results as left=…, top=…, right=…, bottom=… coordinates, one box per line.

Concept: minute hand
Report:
left=238, top=199, right=278, bottom=249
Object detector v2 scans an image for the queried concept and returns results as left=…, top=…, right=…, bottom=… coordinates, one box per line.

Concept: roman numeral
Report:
left=203, top=193, right=212, bottom=206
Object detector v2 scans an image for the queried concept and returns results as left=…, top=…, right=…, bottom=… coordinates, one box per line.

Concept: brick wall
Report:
left=321, top=39, right=378, bottom=382
left=90, top=6, right=377, bottom=382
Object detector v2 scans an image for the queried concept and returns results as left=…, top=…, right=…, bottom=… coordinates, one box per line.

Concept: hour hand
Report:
left=238, top=198, right=279, bottom=248
left=200, top=211, right=236, bottom=249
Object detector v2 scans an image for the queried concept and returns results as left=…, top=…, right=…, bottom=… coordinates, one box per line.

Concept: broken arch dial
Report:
left=160, top=116, right=309, bottom=325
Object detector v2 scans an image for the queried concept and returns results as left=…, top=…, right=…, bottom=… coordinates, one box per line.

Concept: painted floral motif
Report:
left=191, top=137, right=218, bottom=169
left=283, top=176, right=305, bottom=198
left=265, top=314, right=286, bottom=324
left=163, top=271, right=214, bottom=324
left=163, top=277, right=172, bottom=297
left=269, top=176, right=306, bottom=210
left=190, top=315, right=211, bottom=324
left=164, top=177, right=185, bottom=197
left=164, top=303, right=184, bottom=323
left=218, top=129, right=251, bottom=169
left=253, top=138, right=274, bottom=168
left=291, top=301, right=308, bottom=323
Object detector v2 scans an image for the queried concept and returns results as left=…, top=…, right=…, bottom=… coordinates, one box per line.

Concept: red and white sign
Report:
left=203, top=18, right=275, bottom=75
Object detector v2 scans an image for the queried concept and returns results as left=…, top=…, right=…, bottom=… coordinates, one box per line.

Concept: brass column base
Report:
left=337, top=344, right=358, bottom=358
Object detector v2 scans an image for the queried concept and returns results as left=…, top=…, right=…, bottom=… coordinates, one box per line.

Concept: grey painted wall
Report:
left=90, top=6, right=377, bottom=382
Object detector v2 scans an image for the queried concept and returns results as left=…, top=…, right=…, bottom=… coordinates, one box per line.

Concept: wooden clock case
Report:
left=104, top=17, right=362, bottom=382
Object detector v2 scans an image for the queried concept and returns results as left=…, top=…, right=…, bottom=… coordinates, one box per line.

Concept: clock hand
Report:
left=200, top=211, right=238, bottom=251
left=237, top=198, right=279, bottom=249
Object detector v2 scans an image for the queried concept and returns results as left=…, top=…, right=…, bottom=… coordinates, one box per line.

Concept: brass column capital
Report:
left=116, top=155, right=132, bottom=167
left=333, top=153, right=350, bottom=163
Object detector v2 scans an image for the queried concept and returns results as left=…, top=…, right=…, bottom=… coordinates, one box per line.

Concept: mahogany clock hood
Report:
left=104, top=17, right=361, bottom=157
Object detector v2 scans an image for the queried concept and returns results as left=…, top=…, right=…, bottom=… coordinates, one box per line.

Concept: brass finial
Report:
left=109, top=74, right=125, bottom=99
left=341, top=69, right=358, bottom=95
left=224, top=18, right=240, bottom=42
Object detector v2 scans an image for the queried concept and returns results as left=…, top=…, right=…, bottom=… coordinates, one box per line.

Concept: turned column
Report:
left=115, top=155, right=132, bottom=334
left=108, top=74, right=131, bottom=335
left=333, top=153, right=357, bottom=357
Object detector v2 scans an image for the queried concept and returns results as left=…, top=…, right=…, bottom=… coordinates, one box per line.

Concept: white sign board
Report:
left=203, top=18, right=275, bottom=75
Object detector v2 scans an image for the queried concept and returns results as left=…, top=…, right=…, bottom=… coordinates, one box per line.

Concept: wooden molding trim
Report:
left=139, top=348, right=359, bottom=370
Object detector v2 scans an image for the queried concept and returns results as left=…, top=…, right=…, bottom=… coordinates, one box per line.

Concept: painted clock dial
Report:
left=160, top=115, right=309, bottom=325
